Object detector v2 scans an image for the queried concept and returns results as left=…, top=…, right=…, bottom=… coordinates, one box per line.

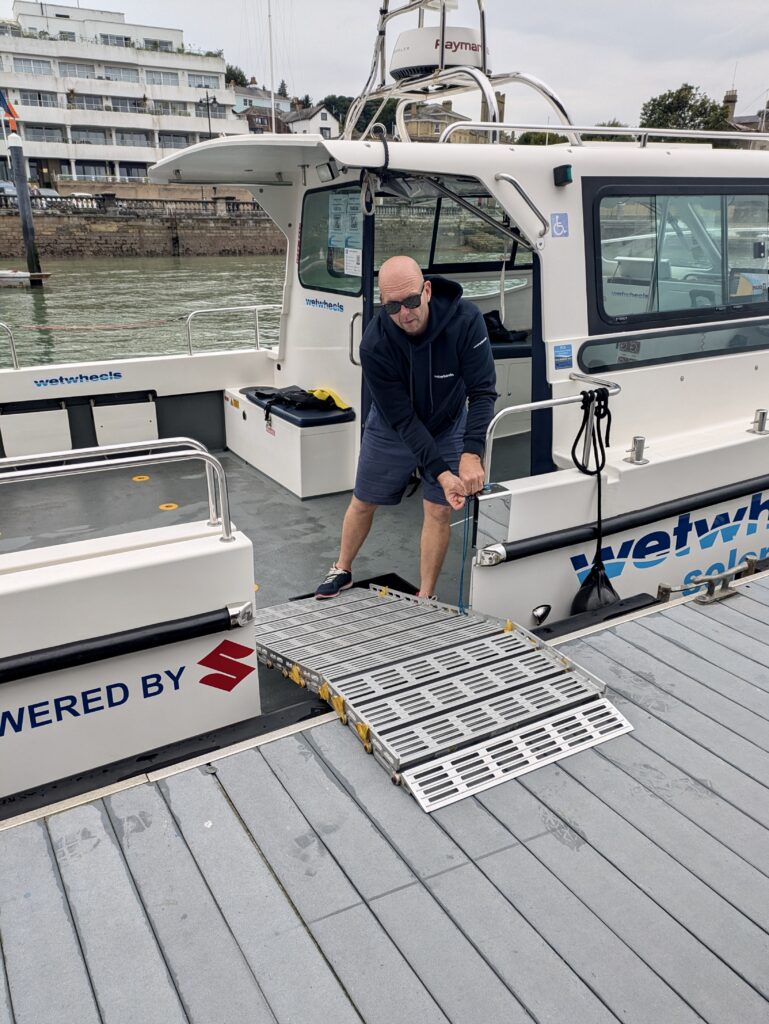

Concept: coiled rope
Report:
left=570, top=387, right=612, bottom=562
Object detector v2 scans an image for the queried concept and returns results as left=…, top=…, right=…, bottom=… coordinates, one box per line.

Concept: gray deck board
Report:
left=521, top=763, right=769, bottom=995
left=214, top=747, right=449, bottom=1024
left=611, top=618, right=769, bottom=725
left=46, top=802, right=187, bottom=1024
left=159, top=768, right=362, bottom=1024
left=579, top=628, right=769, bottom=779
left=480, top=776, right=769, bottom=1024
left=0, top=820, right=101, bottom=1024
left=305, top=725, right=620, bottom=1024
left=260, top=731, right=532, bottom=1024
left=570, top=635, right=769, bottom=792
left=561, top=749, right=769, bottom=931
left=0, top=943, right=12, bottom=1024
left=651, top=607, right=769, bottom=693
left=5, top=585, right=769, bottom=1023
left=105, top=785, right=276, bottom=1024
left=595, top=733, right=769, bottom=878
left=566, top=640, right=769, bottom=830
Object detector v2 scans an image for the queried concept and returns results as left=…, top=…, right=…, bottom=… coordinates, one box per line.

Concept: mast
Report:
left=267, top=0, right=276, bottom=129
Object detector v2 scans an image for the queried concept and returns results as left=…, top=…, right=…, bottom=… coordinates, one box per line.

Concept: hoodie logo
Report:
left=434, top=372, right=455, bottom=379
left=473, top=336, right=489, bottom=349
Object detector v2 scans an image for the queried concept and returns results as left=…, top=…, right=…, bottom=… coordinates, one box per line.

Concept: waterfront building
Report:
left=228, top=81, right=291, bottom=117
left=0, top=1, right=248, bottom=186
left=282, top=103, right=340, bottom=140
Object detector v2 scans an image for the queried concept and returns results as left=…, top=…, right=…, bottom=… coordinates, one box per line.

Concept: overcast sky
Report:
left=7, top=0, right=769, bottom=125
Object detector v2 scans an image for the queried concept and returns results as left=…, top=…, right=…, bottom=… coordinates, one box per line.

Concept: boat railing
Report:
left=184, top=304, right=282, bottom=355
left=0, top=322, right=18, bottom=370
left=0, top=438, right=234, bottom=542
left=439, top=121, right=769, bottom=147
left=484, top=372, right=621, bottom=484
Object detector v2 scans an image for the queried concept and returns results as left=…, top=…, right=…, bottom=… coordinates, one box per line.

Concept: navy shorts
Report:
left=354, top=406, right=467, bottom=506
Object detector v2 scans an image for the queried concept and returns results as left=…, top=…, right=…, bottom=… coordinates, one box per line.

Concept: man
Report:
left=315, top=255, right=497, bottom=599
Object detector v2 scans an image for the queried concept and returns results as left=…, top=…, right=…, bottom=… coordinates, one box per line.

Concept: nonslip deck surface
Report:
left=2, top=581, right=769, bottom=1023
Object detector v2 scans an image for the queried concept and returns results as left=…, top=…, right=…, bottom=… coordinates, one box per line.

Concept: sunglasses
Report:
left=382, top=284, right=425, bottom=316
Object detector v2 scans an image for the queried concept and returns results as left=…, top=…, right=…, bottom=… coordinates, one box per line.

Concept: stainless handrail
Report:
left=494, top=173, right=549, bottom=238
left=0, top=448, right=235, bottom=542
left=0, top=437, right=220, bottom=526
left=349, top=311, right=362, bottom=366
left=484, top=372, right=621, bottom=484
left=0, top=321, right=18, bottom=370
left=439, top=121, right=769, bottom=146
left=184, top=304, right=282, bottom=355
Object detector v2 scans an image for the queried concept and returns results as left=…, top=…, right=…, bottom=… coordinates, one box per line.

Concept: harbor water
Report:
left=0, top=255, right=286, bottom=368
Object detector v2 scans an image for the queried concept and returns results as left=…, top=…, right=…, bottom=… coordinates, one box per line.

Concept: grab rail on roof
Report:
left=0, top=440, right=235, bottom=541
left=439, top=121, right=769, bottom=146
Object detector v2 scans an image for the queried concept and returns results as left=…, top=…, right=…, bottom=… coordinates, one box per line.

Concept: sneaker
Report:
left=315, top=564, right=353, bottom=599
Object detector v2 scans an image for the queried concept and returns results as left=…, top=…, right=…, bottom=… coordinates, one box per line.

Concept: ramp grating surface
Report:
left=255, top=588, right=630, bottom=809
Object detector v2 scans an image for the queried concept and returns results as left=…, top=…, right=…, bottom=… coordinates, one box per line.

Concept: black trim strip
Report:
left=0, top=608, right=235, bottom=686
left=495, top=471, right=769, bottom=564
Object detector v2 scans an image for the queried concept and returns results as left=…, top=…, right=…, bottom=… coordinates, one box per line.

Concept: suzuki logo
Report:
left=198, top=640, right=255, bottom=692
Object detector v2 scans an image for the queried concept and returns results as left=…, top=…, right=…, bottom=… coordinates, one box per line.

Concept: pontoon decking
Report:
left=2, top=576, right=768, bottom=1024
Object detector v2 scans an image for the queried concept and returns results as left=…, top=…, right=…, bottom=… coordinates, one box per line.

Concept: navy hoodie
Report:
left=360, top=277, right=497, bottom=478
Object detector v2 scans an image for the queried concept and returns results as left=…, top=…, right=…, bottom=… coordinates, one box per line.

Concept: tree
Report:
left=515, top=130, right=568, bottom=146
left=277, top=79, right=288, bottom=98
left=640, top=84, right=730, bottom=134
left=583, top=118, right=628, bottom=143
left=300, top=93, right=313, bottom=109
left=226, top=64, right=247, bottom=87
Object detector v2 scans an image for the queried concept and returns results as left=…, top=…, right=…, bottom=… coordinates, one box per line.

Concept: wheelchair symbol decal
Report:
left=550, top=213, right=569, bottom=238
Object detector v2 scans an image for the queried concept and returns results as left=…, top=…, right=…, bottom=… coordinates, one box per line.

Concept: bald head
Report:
left=379, top=255, right=431, bottom=337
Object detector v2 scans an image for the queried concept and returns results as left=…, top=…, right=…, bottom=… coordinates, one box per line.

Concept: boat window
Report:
left=298, top=185, right=363, bottom=296
left=374, top=197, right=437, bottom=271
left=593, top=187, right=769, bottom=330
left=579, top=318, right=769, bottom=373
left=433, top=198, right=527, bottom=268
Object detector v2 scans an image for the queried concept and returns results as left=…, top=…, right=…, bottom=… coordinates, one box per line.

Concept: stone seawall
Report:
left=0, top=212, right=287, bottom=259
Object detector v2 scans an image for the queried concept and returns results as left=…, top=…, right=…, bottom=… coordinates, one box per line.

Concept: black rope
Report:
left=571, top=388, right=612, bottom=563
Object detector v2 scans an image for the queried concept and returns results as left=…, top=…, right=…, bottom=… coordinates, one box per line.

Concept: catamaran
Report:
left=0, top=3, right=768, bottom=1020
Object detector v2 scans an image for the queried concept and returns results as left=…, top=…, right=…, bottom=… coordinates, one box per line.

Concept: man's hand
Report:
left=459, top=453, right=485, bottom=496
left=437, top=470, right=467, bottom=510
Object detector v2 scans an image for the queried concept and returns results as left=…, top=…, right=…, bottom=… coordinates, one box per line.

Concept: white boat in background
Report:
left=0, top=269, right=49, bottom=286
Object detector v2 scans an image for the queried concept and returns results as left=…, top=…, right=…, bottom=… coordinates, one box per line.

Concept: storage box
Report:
left=224, top=388, right=356, bottom=498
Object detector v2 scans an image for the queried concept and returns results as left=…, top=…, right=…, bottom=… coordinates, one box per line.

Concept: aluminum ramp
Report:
left=255, top=588, right=632, bottom=810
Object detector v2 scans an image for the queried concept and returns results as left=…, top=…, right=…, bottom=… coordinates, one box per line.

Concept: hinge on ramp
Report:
left=255, top=587, right=630, bottom=811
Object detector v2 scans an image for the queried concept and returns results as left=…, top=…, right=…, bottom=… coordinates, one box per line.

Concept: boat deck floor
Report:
left=2, top=575, right=769, bottom=1023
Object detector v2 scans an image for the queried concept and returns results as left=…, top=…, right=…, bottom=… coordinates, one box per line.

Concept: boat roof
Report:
left=2, top=557, right=768, bottom=1022
left=150, top=132, right=769, bottom=190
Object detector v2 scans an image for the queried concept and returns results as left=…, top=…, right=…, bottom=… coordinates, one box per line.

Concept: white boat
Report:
left=0, top=269, right=50, bottom=286
left=0, top=4, right=768, bottom=1019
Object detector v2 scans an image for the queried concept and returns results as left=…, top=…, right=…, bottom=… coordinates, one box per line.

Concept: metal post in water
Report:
left=7, top=132, right=43, bottom=288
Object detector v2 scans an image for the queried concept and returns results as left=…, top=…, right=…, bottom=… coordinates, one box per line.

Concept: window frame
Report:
left=298, top=182, right=364, bottom=297
left=584, top=176, right=769, bottom=335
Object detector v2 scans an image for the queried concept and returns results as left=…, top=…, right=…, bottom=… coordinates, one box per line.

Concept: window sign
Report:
left=328, top=191, right=362, bottom=277
left=299, top=185, right=362, bottom=295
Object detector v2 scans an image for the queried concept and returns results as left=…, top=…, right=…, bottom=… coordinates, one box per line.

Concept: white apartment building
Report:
left=0, top=1, right=248, bottom=185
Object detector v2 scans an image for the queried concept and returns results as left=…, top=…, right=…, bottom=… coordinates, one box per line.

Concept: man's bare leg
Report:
left=337, top=496, right=377, bottom=571
left=419, top=499, right=452, bottom=596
